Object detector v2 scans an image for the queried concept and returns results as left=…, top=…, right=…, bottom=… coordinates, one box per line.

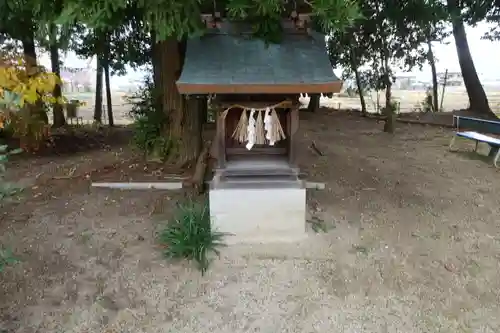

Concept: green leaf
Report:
left=158, top=200, right=228, bottom=274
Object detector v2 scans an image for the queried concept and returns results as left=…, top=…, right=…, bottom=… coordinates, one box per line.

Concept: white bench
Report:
left=449, top=116, right=500, bottom=168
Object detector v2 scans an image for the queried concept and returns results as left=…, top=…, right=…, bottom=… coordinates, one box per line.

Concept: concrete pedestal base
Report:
left=209, top=182, right=307, bottom=244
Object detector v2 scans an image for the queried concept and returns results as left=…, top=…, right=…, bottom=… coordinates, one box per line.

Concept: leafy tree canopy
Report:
left=58, top=0, right=361, bottom=42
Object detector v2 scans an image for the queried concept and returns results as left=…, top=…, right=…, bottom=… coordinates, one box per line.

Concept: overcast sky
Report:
left=418, top=23, right=500, bottom=81
left=38, top=22, right=500, bottom=88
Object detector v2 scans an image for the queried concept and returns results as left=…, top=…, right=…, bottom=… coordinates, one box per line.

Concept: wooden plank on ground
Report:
left=305, top=182, right=325, bottom=190
left=92, top=182, right=183, bottom=190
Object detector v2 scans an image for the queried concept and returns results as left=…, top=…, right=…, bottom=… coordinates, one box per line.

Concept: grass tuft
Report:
left=159, top=200, right=227, bottom=275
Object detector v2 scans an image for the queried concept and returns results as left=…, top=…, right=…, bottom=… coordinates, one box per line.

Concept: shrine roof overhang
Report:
left=176, top=31, right=342, bottom=95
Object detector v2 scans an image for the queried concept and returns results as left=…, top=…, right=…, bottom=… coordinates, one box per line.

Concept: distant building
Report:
left=437, top=71, right=462, bottom=86
left=60, top=66, right=95, bottom=92
left=394, top=74, right=418, bottom=90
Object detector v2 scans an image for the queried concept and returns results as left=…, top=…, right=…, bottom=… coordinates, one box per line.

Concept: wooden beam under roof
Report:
left=177, top=82, right=343, bottom=95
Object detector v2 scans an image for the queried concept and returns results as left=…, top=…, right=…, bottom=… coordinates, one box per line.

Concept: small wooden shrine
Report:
left=176, top=16, right=342, bottom=243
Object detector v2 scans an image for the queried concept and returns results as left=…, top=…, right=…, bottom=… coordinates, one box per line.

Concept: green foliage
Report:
left=126, top=76, right=156, bottom=119
left=422, top=88, right=435, bottom=113
left=132, top=116, right=174, bottom=161
left=413, top=88, right=436, bottom=113
left=58, top=0, right=360, bottom=43
left=128, top=77, right=172, bottom=161
left=159, top=201, right=227, bottom=275
left=328, top=0, right=450, bottom=96
left=0, top=144, right=23, bottom=200
left=482, top=1, right=500, bottom=40
left=0, top=247, right=18, bottom=272
left=381, top=98, right=400, bottom=115
left=70, top=11, right=150, bottom=76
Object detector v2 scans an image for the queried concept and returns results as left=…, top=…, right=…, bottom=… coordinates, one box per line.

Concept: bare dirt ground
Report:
left=1, top=110, right=500, bottom=333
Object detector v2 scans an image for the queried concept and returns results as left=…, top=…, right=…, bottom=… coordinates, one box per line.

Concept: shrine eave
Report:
left=177, top=30, right=342, bottom=95
left=176, top=82, right=342, bottom=94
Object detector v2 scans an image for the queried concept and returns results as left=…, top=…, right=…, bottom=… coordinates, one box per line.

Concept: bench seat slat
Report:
left=457, top=131, right=500, bottom=146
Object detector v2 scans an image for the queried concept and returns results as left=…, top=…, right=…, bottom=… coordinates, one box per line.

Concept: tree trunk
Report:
left=151, top=30, right=163, bottom=114
left=94, top=56, right=104, bottom=123
left=383, top=83, right=394, bottom=133
left=447, top=0, right=494, bottom=117
left=50, top=40, right=66, bottom=128
left=104, top=63, right=113, bottom=126
left=307, top=94, right=320, bottom=112
left=427, top=38, right=439, bottom=112
left=158, top=38, right=202, bottom=165
left=22, top=36, right=37, bottom=72
left=382, top=49, right=394, bottom=133
left=350, top=49, right=367, bottom=116
left=22, top=35, right=49, bottom=124
left=103, top=37, right=114, bottom=127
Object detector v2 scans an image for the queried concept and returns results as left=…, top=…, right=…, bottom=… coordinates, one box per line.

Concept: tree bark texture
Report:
left=104, top=63, right=113, bottom=126
left=103, top=37, right=114, bottom=127
left=22, top=36, right=37, bottom=72
left=350, top=49, right=367, bottom=116
left=94, top=57, right=104, bottom=123
left=382, top=50, right=394, bottom=133
left=427, top=39, right=439, bottom=112
left=158, top=38, right=202, bottom=165
left=151, top=30, right=163, bottom=115
left=447, top=0, right=494, bottom=117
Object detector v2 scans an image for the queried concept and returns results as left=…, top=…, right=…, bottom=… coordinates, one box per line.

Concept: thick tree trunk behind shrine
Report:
left=157, top=38, right=202, bottom=165
left=151, top=30, right=163, bottom=114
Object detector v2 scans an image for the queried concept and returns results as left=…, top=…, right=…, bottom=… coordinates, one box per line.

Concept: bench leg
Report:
left=474, top=140, right=479, bottom=152
left=488, top=145, right=499, bottom=157
left=449, top=135, right=457, bottom=151
left=490, top=146, right=500, bottom=168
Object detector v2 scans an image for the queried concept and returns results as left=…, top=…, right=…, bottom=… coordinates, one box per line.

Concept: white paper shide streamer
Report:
left=264, top=107, right=275, bottom=146
left=245, top=108, right=256, bottom=150
left=228, top=101, right=287, bottom=150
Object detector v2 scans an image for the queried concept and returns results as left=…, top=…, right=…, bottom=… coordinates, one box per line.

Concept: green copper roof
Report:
left=177, top=30, right=340, bottom=92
